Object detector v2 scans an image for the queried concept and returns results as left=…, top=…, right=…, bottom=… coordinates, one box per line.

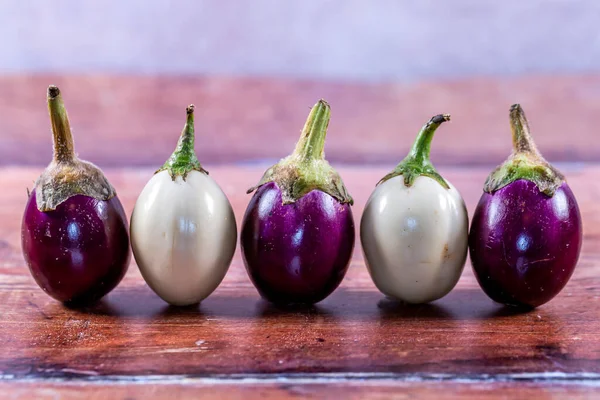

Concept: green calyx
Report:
left=247, top=99, right=353, bottom=205
left=377, top=114, right=451, bottom=189
left=157, top=104, right=208, bottom=180
left=484, top=104, right=564, bottom=197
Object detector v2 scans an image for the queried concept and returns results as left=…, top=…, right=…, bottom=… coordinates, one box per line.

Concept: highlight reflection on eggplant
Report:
left=241, top=100, right=355, bottom=305
left=469, top=104, right=582, bottom=308
left=21, top=86, right=130, bottom=304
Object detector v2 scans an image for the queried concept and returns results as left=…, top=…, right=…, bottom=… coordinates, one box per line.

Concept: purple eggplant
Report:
left=241, top=100, right=355, bottom=305
left=21, top=86, right=130, bottom=304
left=469, top=104, right=582, bottom=308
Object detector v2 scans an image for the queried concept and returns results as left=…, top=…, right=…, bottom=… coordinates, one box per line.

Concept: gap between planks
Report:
left=3, top=372, right=600, bottom=386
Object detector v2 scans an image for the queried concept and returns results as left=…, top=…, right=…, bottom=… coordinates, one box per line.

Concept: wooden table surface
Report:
left=1, top=75, right=600, bottom=398
left=2, top=165, right=600, bottom=399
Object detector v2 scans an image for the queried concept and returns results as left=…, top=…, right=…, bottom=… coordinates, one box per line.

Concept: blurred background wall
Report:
left=2, top=0, right=599, bottom=80
left=0, top=0, right=598, bottom=166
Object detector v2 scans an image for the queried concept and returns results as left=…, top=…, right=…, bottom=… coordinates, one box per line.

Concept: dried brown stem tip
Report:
left=48, top=85, right=60, bottom=98
left=431, top=114, right=451, bottom=124
left=186, top=104, right=195, bottom=114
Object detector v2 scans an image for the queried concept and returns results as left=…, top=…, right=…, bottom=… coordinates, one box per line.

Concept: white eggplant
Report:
left=360, top=115, right=468, bottom=304
left=130, top=105, right=236, bottom=306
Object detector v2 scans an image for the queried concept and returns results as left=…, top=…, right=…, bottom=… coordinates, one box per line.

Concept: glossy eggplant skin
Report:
left=361, top=176, right=468, bottom=304
left=22, top=191, right=130, bottom=304
left=469, top=179, right=582, bottom=308
left=241, top=182, right=355, bottom=305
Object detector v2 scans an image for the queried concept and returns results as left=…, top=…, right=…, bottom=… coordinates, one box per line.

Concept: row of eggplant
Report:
left=21, top=86, right=582, bottom=309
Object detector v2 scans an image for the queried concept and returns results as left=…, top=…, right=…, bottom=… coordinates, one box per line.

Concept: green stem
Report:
left=47, top=85, right=75, bottom=163
left=483, top=104, right=564, bottom=196
left=293, top=100, right=331, bottom=161
left=247, top=98, right=353, bottom=205
left=510, top=103, right=539, bottom=155
left=177, top=105, right=196, bottom=157
left=406, top=114, right=450, bottom=164
left=377, top=114, right=450, bottom=188
left=159, top=105, right=206, bottom=179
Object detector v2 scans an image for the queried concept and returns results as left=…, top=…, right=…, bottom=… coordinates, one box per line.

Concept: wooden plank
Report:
left=1, top=75, right=599, bottom=167
left=1, top=380, right=598, bottom=400
left=1, top=165, right=599, bottom=385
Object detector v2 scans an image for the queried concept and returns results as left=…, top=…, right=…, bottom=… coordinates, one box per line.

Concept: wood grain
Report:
left=1, top=381, right=598, bottom=400
left=1, top=164, right=599, bottom=400
left=1, top=75, right=599, bottom=167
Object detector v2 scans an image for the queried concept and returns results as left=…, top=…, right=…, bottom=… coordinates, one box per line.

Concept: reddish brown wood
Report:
left=1, top=75, right=599, bottom=166
left=1, top=381, right=598, bottom=400
left=1, top=165, right=599, bottom=397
